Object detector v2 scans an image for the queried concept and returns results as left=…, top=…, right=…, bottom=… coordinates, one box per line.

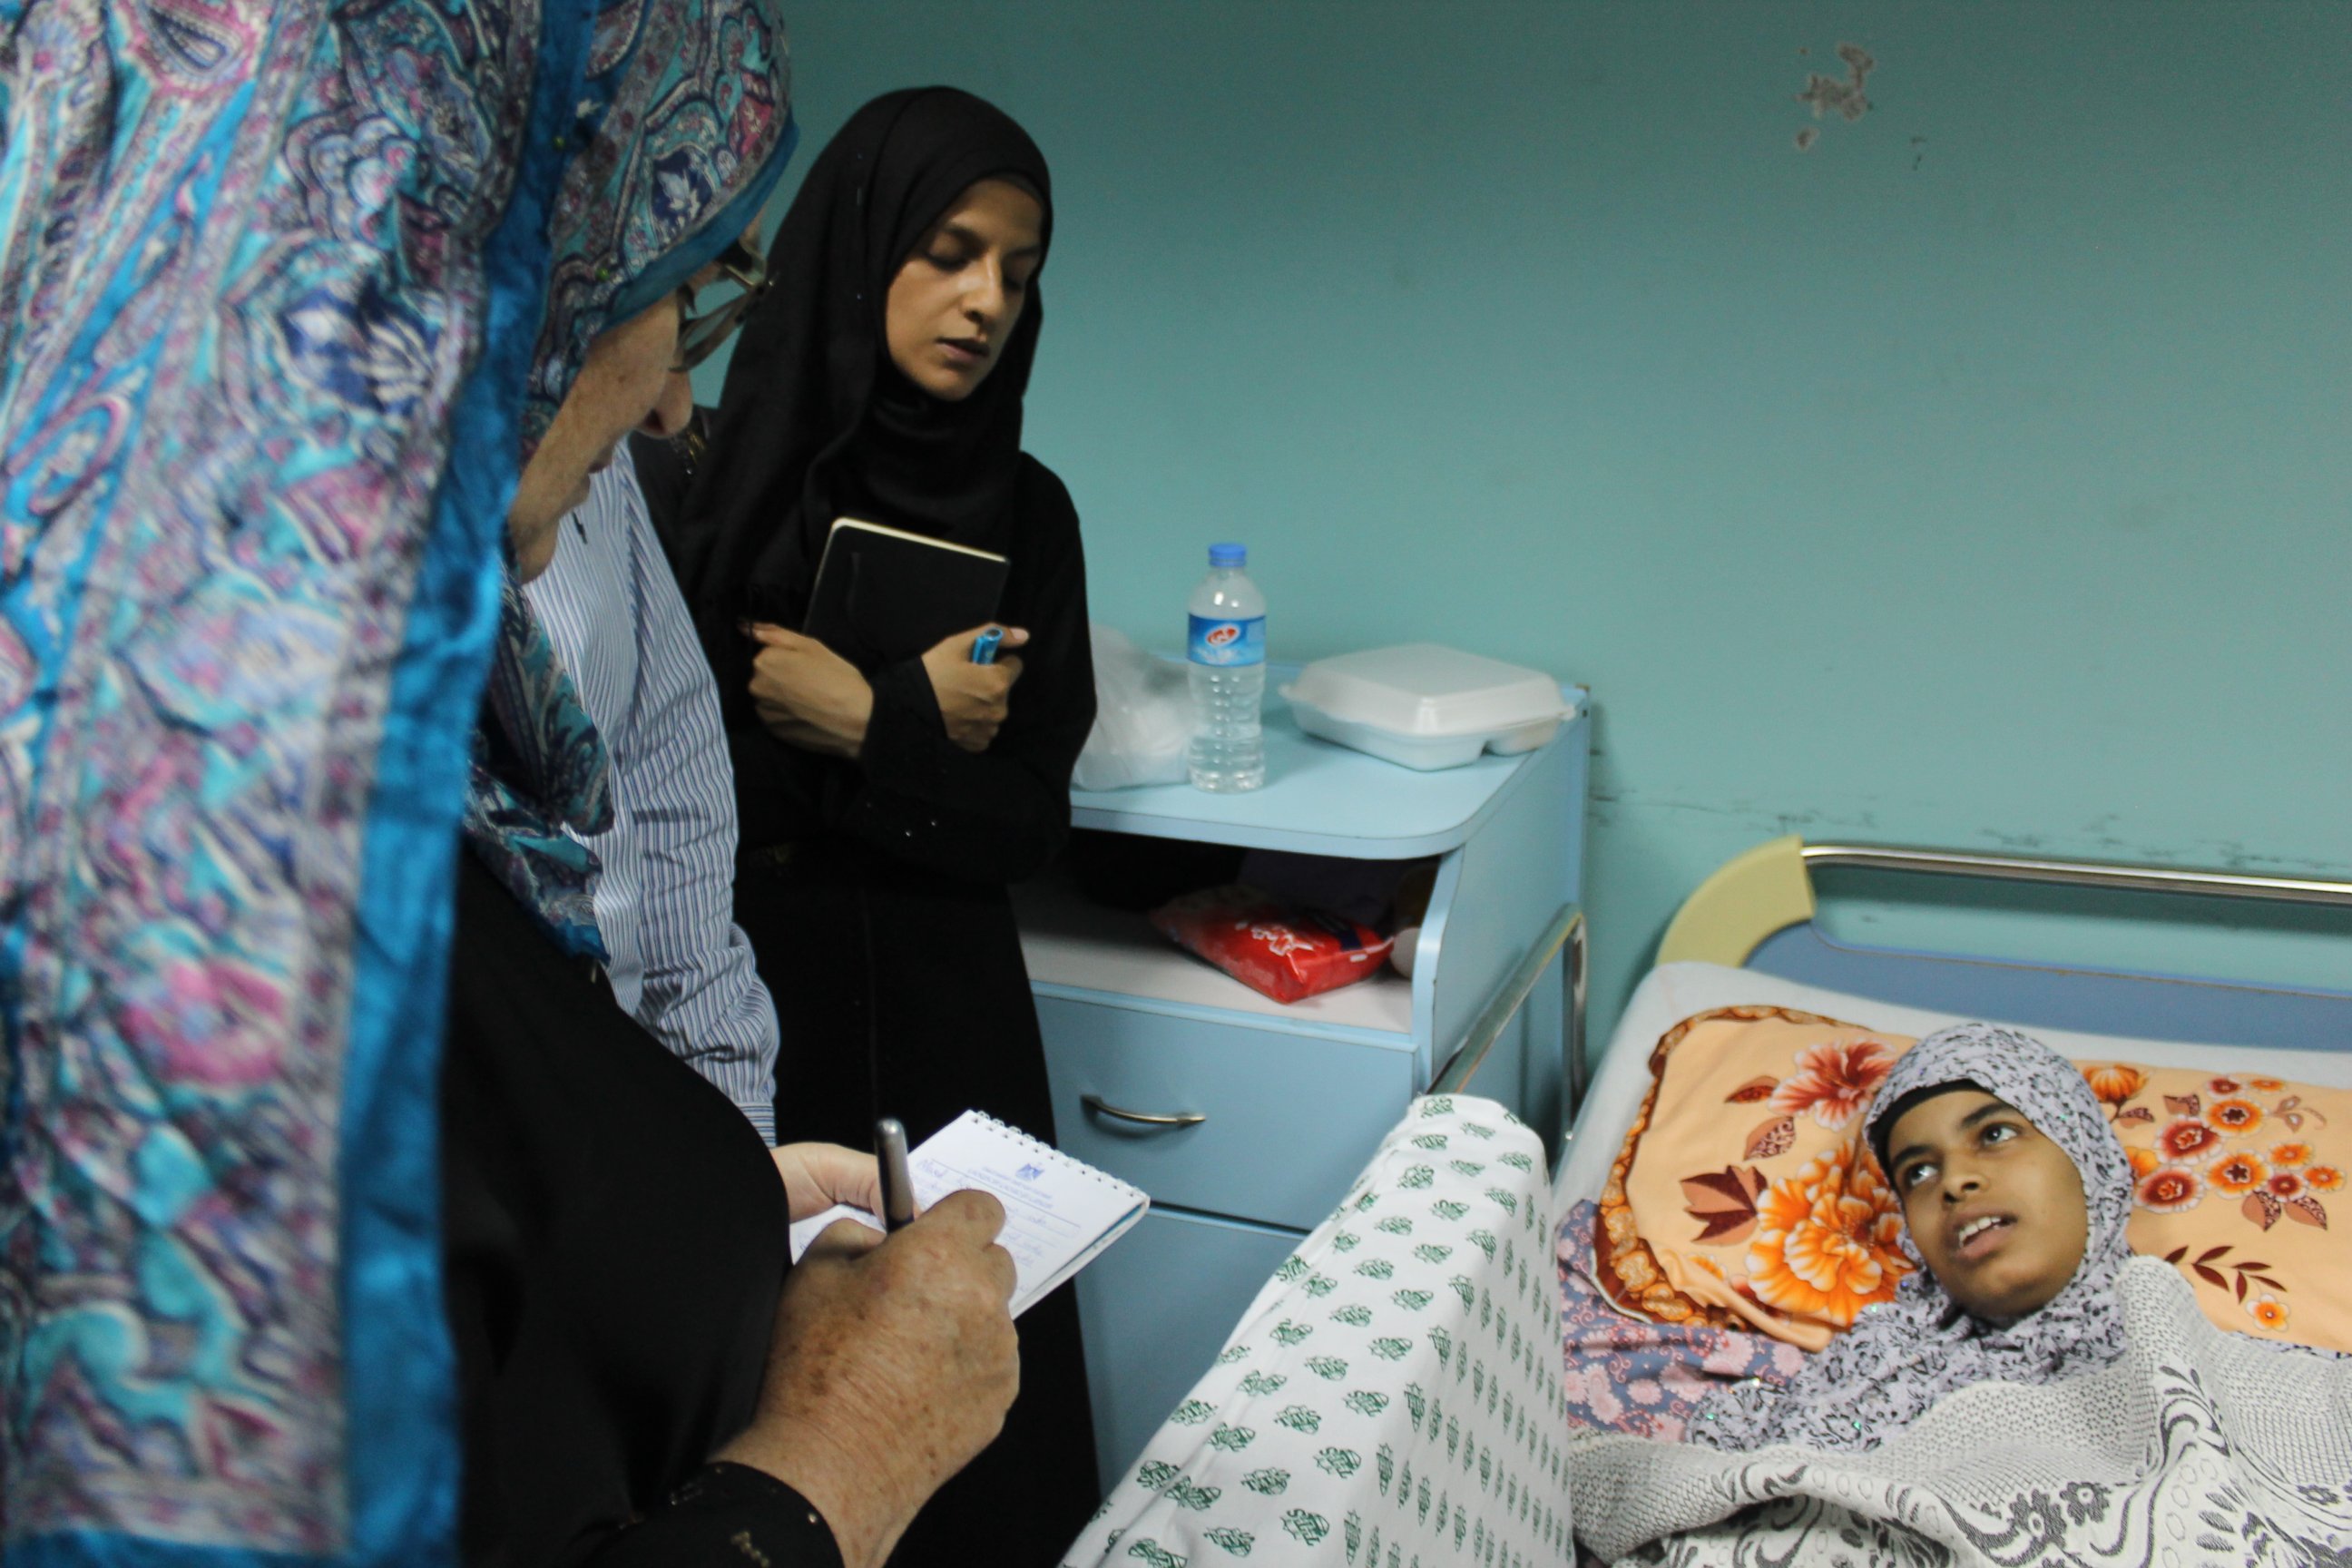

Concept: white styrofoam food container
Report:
left=1280, top=643, right=1576, bottom=771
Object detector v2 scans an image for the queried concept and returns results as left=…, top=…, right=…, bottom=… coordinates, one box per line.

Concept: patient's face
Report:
left=1885, top=1088, right=2090, bottom=1322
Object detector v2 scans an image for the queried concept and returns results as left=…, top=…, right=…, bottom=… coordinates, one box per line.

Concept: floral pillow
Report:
left=1594, top=1007, right=2352, bottom=1355
left=1597, top=1008, right=1914, bottom=1351
left=2086, top=1063, right=2342, bottom=1341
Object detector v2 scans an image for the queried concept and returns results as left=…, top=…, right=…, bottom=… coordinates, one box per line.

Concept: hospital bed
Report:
left=1063, top=836, right=2352, bottom=1566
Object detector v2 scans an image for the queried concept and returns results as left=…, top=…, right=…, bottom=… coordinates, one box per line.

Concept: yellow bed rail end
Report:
left=1657, top=834, right=1818, bottom=966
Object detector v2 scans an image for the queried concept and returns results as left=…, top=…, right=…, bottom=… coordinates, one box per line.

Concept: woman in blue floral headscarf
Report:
left=0, top=0, right=851, bottom=1561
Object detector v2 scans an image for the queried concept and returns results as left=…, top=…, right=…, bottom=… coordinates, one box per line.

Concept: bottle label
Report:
left=1188, top=613, right=1266, bottom=667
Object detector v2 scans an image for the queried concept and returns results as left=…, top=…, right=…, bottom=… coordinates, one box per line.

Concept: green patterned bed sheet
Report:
left=1063, top=1096, right=1573, bottom=1568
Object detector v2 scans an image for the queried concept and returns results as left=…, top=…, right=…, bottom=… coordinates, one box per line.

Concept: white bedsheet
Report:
left=1064, top=1097, right=1572, bottom=1568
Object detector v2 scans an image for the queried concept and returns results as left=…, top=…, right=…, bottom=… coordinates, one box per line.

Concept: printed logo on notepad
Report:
left=1017, top=1163, right=1044, bottom=1181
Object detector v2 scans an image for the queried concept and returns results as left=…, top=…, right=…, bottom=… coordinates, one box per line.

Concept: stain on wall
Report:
left=1794, top=40, right=1875, bottom=151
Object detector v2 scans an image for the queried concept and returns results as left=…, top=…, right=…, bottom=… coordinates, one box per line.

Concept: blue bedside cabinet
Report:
left=1014, top=688, right=1590, bottom=1485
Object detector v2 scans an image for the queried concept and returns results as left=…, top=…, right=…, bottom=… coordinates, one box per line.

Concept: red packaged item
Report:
left=1149, top=885, right=1396, bottom=1004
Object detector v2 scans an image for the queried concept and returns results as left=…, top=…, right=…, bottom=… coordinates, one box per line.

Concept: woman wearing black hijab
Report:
left=644, top=89, right=1100, bottom=1564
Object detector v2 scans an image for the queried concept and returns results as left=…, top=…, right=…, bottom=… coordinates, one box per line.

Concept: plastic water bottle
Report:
left=1187, top=543, right=1267, bottom=792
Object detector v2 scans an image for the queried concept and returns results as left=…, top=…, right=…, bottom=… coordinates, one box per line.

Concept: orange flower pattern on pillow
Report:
left=1743, top=1142, right=1909, bottom=1326
left=2085, top=1064, right=2148, bottom=1108
left=2208, top=1098, right=2265, bottom=1135
left=2160, top=1119, right=2223, bottom=1161
left=2137, top=1165, right=2202, bottom=1213
left=2081, top=1061, right=2346, bottom=1352
left=2209, top=1152, right=2268, bottom=1196
left=1769, top=1039, right=1896, bottom=1131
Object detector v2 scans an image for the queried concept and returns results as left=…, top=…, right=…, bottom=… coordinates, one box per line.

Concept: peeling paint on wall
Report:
left=1793, top=41, right=1875, bottom=151
left=1803, top=42, right=1876, bottom=121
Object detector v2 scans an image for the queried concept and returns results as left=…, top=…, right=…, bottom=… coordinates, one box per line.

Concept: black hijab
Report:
left=667, top=87, right=1054, bottom=666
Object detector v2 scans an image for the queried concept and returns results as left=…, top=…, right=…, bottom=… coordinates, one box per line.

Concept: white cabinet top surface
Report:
left=1073, top=682, right=1587, bottom=859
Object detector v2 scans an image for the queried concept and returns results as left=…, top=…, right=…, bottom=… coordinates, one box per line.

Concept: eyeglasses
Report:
left=671, top=239, right=768, bottom=373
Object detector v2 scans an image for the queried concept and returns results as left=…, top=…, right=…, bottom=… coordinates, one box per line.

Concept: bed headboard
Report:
left=1655, top=836, right=2352, bottom=1052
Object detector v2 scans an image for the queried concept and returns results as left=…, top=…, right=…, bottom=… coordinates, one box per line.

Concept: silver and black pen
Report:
left=874, top=1117, right=916, bottom=1232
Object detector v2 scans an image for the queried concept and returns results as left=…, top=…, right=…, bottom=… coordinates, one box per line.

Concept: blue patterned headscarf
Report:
left=461, top=578, right=621, bottom=960
left=0, top=0, right=790, bottom=1560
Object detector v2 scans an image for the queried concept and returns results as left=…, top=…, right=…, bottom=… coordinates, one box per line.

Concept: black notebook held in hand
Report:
left=801, top=517, right=1010, bottom=671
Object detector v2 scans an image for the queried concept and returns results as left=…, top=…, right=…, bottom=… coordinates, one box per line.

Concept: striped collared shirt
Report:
left=525, top=445, right=779, bottom=1142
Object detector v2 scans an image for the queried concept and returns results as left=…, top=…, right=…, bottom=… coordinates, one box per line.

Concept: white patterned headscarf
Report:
left=1687, top=1024, right=2135, bottom=1454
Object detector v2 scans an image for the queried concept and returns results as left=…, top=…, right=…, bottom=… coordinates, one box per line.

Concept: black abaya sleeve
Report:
left=731, top=458, right=1096, bottom=885
left=444, top=854, right=849, bottom=1568
left=583, top=1465, right=844, bottom=1567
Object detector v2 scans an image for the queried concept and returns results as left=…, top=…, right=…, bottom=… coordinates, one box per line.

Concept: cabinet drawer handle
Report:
left=1082, top=1093, right=1206, bottom=1130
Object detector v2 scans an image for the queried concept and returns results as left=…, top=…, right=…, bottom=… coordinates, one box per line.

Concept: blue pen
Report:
left=970, top=627, right=1004, bottom=664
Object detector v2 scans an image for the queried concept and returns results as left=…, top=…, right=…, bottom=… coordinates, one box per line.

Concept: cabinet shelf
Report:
left=1012, top=870, right=1415, bottom=1044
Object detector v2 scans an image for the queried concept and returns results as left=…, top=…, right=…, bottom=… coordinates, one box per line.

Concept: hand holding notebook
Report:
left=803, top=516, right=1010, bottom=671
left=789, top=1111, right=1149, bottom=1317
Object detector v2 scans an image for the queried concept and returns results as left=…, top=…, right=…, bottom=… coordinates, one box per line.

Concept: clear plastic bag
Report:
left=1074, top=624, right=1193, bottom=790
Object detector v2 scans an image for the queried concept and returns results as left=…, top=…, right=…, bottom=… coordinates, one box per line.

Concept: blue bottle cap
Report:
left=1209, top=543, right=1247, bottom=567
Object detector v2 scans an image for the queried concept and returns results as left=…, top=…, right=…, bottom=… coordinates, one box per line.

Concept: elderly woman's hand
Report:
left=717, top=1191, right=1019, bottom=1568
left=745, top=623, right=873, bottom=757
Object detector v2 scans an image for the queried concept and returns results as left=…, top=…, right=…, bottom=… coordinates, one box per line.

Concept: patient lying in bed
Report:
left=1684, top=1022, right=2145, bottom=1452
left=1568, top=1024, right=2352, bottom=1564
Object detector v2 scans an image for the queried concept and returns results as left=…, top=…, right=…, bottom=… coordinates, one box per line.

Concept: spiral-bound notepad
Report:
left=786, top=1111, right=1150, bottom=1318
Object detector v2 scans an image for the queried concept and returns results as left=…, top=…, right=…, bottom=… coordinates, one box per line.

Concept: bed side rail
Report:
left=1659, top=835, right=2352, bottom=968
left=1430, top=904, right=1585, bottom=1114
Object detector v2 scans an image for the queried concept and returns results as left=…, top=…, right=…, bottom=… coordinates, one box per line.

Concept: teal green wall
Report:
left=704, top=2, right=2352, bottom=1035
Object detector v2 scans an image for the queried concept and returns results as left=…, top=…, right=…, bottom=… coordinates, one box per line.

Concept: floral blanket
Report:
left=1555, top=1201, right=1804, bottom=1443
left=1565, top=1258, right=2352, bottom=1567
left=1064, top=1098, right=1573, bottom=1568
